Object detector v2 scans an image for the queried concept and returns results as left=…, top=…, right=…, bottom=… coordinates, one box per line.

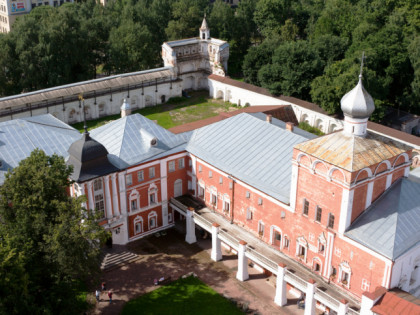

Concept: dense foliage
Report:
left=0, top=150, right=107, bottom=314
left=0, top=0, right=418, bottom=119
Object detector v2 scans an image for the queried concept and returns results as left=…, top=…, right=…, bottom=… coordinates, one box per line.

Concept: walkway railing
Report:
left=169, top=198, right=188, bottom=214
left=314, top=288, right=340, bottom=310
left=284, top=270, right=308, bottom=292
left=194, top=214, right=212, bottom=232
left=246, top=247, right=278, bottom=274
left=219, top=229, right=239, bottom=250
left=347, top=307, right=360, bottom=315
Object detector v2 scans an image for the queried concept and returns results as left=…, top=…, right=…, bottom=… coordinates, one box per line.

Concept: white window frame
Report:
left=178, top=158, right=185, bottom=169
left=129, top=190, right=140, bottom=212
left=209, top=170, right=213, bottom=178
left=328, top=213, right=335, bottom=229
left=361, top=278, right=370, bottom=292
left=296, top=236, right=308, bottom=262
left=339, top=261, right=351, bottom=288
left=246, top=207, right=253, bottom=220
left=198, top=164, right=202, bottom=172
left=148, top=211, right=157, bottom=230
left=93, top=178, right=105, bottom=219
left=198, top=180, right=205, bottom=199
left=148, top=183, right=158, bottom=206
left=258, top=221, right=265, bottom=237
left=134, top=216, right=143, bottom=235
left=223, top=194, right=230, bottom=215
left=149, top=167, right=155, bottom=179
left=318, top=233, right=327, bottom=256
left=210, top=186, right=217, bottom=206
left=137, top=170, right=144, bottom=182
left=126, top=174, right=132, bottom=186
left=168, top=161, right=175, bottom=172
left=303, top=198, right=309, bottom=216
left=312, top=257, right=322, bottom=274
left=258, top=198, right=263, bottom=205
left=283, top=235, right=290, bottom=250
left=246, top=191, right=250, bottom=198
left=219, top=176, right=223, bottom=184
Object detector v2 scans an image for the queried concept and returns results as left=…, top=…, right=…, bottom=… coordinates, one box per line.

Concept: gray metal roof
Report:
left=89, top=114, right=190, bottom=168
left=186, top=113, right=313, bottom=204
left=0, top=114, right=81, bottom=184
left=0, top=67, right=173, bottom=110
left=345, top=178, right=420, bottom=260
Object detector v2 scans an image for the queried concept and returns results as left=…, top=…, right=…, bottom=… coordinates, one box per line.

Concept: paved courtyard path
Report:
left=92, top=228, right=307, bottom=315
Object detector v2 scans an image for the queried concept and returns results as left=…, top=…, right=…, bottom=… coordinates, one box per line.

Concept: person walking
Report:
left=101, top=282, right=106, bottom=291
left=108, top=290, right=113, bottom=303
left=95, top=289, right=100, bottom=302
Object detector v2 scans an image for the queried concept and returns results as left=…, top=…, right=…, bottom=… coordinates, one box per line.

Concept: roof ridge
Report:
left=117, top=116, right=129, bottom=157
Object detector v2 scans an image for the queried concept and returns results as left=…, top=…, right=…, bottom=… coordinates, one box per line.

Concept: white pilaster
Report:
left=104, top=175, right=112, bottom=218
left=385, top=173, right=392, bottom=189
left=236, top=241, right=249, bottom=281
left=365, top=181, right=374, bottom=209
left=191, top=155, right=197, bottom=196
left=338, top=299, right=349, bottom=315
left=211, top=223, right=222, bottom=261
left=87, top=181, right=94, bottom=211
left=162, top=202, right=168, bottom=226
left=111, top=174, right=119, bottom=215
left=185, top=209, right=197, bottom=244
left=118, top=172, right=127, bottom=215
left=323, top=232, right=335, bottom=278
left=338, top=188, right=354, bottom=234
left=274, top=263, right=287, bottom=306
left=289, top=163, right=298, bottom=212
left=304, top=279, right=316, bottom=315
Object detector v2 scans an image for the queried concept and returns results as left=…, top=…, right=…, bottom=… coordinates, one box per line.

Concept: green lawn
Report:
left=71, top=91, right=237, bottom=132
left=121, top=276, right=244, bottom=315
left=298, top=121, right=325, bottom=136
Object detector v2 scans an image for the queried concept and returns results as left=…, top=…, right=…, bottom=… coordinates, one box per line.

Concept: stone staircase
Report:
left=100, top=250, right=140, bottom=271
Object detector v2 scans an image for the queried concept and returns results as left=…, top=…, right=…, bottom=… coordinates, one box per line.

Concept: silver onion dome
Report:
left=340, top=75, right=375, bottom=119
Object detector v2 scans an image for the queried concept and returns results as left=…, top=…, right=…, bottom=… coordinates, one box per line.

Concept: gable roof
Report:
left=294, top=131, right=411, bottom=172
left=89, top=114, right=189, bottom=168
left=345, top=178, right=420, bottom=260
left=186, top=113, right=313, bottom=204
left=0, top=114, right=81, bottom=184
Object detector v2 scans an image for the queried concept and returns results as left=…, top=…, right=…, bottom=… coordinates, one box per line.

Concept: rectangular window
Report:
left=209, top=170, right=212, bottom=178
left=319, top=243, right=325, bottom=254
left=258, top=198, right=263, bottom=205
left=150, top=193, right=156, bottom=204
left=328, top=213, right=335, bottom=229
left=258, top=222, right=265, bottom=236
left=131, top=200, right=137, bottom=210
left=246, top=191, right=250, bottom=198
left=94, top=194, right=105, bottom=219
left=149, top=217, right=156, bottom=229
left=224, top=201, right=230, bottom=212
left=149, top=167, right=155, bottom=178
left=168, top=161, right=175, bottom=172
left=137, top=170, right=144, bottom=182
left=316, top=206, right=322, bottom=222
left=135, top=223, right=142, bottom=234
left=93, top=179, right=102, bottom=191
left=219, top=177, right=223, bottom=184
left=303, top=199, right=309, bottom=216
left=361, top=279, right=370, bottom=291
left=126, top=174, right=132, bottom=186
left=198, top=165, right=202, bottom=172
left=188, top=159, right=192, bottom=167
left=198, top=186, right=204, bottom=198
left=341, top=272, right=349, bottom=285
left=246, top=208, right=253, bottom=220
left=284, top=237, right=289, bottom=249
left=211, top=194, right=217, bottom=205
left=229, top=181, right=233, bottom=190
left=178, top=158, right=185, bottom=169
left=298, top=245, right=306, bottom=258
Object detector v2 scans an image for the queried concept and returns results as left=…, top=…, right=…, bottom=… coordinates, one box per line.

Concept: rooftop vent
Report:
left=150, top=138, right=157, bottom=146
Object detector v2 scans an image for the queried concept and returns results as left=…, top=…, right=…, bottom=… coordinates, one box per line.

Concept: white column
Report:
left=87, top=181, right=94, bottom=211
left=338, top=299, right=349, bottom=315
left=160, top=160, right=168, bottom=225
left=289, top=163, right=298, bottom=212
left=118, top=172, right=127, bottom=215
left=338, top=188, right=354, bottom=234
left=104, top=175, right=112, bottom=218
left=191, top=155, right=197, bottom=197
left=185, top=209, right=197, bottom=244
left=365, top=181, right=374, bottom=209
left=274, top=263, right=287, bottom=306
left=211, top=223, right=222, bottom=261
left=360, top=293, right=375, bottom=315
left=385, top=173, right=393, bottom=189
left=162, top=203, right=168, bottom=226
left=236, top=240, right=249, bottom=281
left=323, top=232, right=335, bottom=278
left=111, top=174, right=119, bottom=215
left=304, top=279, right=316, bottom=315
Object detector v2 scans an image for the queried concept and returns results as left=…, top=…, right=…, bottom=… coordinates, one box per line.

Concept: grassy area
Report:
left=298, top=122, right=325, bottom=136
left=71, top=91, right=237, bottom=132
left=122, top=276, right=244, bottom=315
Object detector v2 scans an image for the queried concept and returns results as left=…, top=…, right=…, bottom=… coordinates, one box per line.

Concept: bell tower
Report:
left=199, top=15, right=210, bottom=40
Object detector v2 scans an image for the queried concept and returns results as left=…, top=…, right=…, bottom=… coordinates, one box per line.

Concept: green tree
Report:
left=165, top=0, right=207, bottom=40
left=208, top=0, right=234, bottom=40
left=258, top=40, right=322, bottom=99
left=0, top=149, right=107, bottom=314
left=254, top=0, right=292, bottom=38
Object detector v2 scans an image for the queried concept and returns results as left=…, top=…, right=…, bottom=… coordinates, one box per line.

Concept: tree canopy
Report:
left=0, top=0, right=418, bottom=120
left=0, top=149, right=107, bottom=314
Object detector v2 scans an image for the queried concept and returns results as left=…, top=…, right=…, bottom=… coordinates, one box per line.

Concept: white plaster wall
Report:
left=391, top=244, right=420, bottom=296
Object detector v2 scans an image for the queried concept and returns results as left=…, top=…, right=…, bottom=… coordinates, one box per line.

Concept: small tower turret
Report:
left=199, top=15, right=210, bottom=40
left=121, top=99, right=131, bottom=117
left=340, top=55, right=375, bottom=137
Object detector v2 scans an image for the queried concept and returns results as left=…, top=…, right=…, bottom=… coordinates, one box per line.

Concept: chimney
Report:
left=121, top=99, right=131, bottom=118
left=286, top=122, right=294, bottom=132
left=266, top=114, right=272, bottom=124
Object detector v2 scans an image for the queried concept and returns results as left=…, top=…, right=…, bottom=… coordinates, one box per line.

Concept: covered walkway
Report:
left=170, top=196, right=361, bottom=315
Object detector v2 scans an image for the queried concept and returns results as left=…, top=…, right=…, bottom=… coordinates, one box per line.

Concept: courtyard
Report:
left=93, top=228, right=306, bottom=315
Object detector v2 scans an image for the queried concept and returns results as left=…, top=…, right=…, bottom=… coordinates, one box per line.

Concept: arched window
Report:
left=313, top=257, right=322, bottom=274
left=93, top=178, right=105, bottom=219
left=148, top=211, right=157, bottom=230
left=296, top=236, right=308, bottom=263
left=148, top=183, right=158, bottom=206
left=223, top=194, right=230, bottom=215
left=134, top=216, right=143, bottom=235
